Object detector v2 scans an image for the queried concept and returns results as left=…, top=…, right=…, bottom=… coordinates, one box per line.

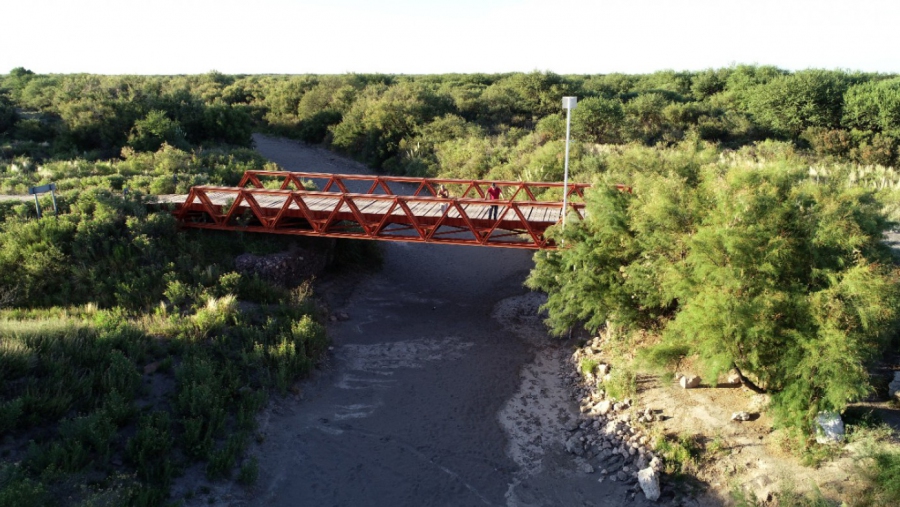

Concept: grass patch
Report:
left=604, top=366, right=637, bottom=401
left=654, top=432, right=702, bottom=476
left=579, top=357, right=599, bottom=377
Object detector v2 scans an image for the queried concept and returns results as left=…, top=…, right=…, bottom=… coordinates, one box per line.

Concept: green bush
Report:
left=604, top=367, right=637, bottom=401
left=579, top=357, right=598, bottom=377
left=528, top=142, right=900, bottom=436
left=238, top=456, right=259, bottom=485
left=0, top=466, right=49, bottom=507
left=0, top=398, right=24, bottom=435
left=127, top=411, right=174, bottom=486
left=859, top=450, right=900, bottom=506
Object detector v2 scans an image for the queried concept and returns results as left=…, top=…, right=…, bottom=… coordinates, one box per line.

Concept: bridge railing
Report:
left=174, top=184, right=589, bottom=249
left=237, top=170, right=595, bottom=203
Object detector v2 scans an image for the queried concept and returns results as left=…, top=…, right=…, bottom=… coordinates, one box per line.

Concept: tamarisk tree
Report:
left=528, top=154, right=900, bottom=432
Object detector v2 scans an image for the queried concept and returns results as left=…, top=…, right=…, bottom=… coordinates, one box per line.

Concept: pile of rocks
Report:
left=234, top=247, right=329, bottom=288
left=561, top=336, right=663, bottom=501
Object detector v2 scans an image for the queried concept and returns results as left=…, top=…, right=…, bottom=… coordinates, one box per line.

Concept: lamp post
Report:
left=562, top=96, right=577, bottom=227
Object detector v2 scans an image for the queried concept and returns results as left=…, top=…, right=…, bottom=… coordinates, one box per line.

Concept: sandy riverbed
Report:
left=170, top=135, right=660, bottom=506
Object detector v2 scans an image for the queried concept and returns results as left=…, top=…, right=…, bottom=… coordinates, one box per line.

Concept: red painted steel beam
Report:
left=168, top=171, right=619, bottom=249
left=173, top=186, right=586, bottom=249
left=238, top=171, right=594, bottom=200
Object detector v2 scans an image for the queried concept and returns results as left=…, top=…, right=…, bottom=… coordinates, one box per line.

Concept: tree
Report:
left=330, top=82, right=452, bottom=168
left=128, top=110, right=187, bottom=152
left=623, top=92, right=672, bottom=144
left=0, top=91, right=17, bottom=134
left=843, top=78, right=900, bottom=133
left=571, top=96, right=624, bottom=144
left=528, top=145, right=900, bottom=433
left=744, top=70, right=850, bottom=138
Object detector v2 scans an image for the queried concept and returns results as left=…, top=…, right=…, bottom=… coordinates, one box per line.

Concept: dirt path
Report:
left=190, top=135, right=659, bottom=506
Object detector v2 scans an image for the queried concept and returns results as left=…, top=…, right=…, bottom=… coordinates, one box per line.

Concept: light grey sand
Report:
left=173, top=135, right=657, bottom=506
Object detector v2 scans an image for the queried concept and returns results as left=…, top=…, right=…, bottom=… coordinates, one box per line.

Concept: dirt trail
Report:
left=184, top=135, right=659, bottom=506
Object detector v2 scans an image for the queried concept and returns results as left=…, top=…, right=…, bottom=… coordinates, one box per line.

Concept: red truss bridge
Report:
left=159, top=171, right=600, bottom=249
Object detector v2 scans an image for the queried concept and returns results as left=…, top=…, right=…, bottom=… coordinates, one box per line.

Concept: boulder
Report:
left=815, top=411, right=845, bottom=444
left=597, top=363, right=610, bottom=376
left=595, top=400, right=612, bottom=415
left=566, top=434, right=585, bottom=455
left=889, top=371, right=900, bottom=402
left=637, top=467, right=661, bottom=501
left=680, top=375, right=701, bottom=389
left=731, top=411, right=751, bottom=422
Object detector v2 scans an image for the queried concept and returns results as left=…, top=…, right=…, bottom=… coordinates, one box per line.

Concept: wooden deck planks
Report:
left=171, top=191, right=567, bottom=225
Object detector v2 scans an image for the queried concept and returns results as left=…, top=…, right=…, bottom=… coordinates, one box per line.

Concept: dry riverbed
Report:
left=170, top=135, right=667, bottom=506
left=174, top=135, right=898, bottom=506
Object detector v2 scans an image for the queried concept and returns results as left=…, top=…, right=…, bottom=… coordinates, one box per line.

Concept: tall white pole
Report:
left=562, top=97, right=577, bottom=227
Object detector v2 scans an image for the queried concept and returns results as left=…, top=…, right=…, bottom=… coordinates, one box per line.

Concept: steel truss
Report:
left=172, top=172, right=595, bottom=249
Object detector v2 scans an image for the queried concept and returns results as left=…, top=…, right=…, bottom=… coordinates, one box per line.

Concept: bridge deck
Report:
left=159, top=172, right=590, bottom=249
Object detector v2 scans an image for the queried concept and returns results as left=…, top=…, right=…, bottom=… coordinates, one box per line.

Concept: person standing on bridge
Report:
left=487, top=182, right=502, bottom=220
left=438, top=184, right=451, bottom=214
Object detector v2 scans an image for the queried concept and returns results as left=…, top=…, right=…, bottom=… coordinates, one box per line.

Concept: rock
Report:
left=680, top=375, right=701, bottom=389
left=234, top=248, right=327, bottom=288
left=336, top=311, right=350, bottom=321
left=615, top=399, right=631, bottom=411
left=565, top=418, right=580, bottom=432
left=752, top=475, right=774, bottom=503
left=815, top=411, right=845, bottom=444
left=566, top=435, right=585, bottom=455
left=597, top=363, right=610, bottom=376
left=731, top=411, right=752, bottom=421
left=726, top=370, right=742, bottom=385
left=143, top=361, right=160, bottom=375
left=636, top=455, right=649, bottom=470
left=637, top=467, right=661, bottom=501
left=616, top=470, right=628, bottom=482
left=748, top=393, right=771, bottom=413
left=889, top=371, right=900, bottom=402
left=581, top=463, right=595, bottom=474
left=596, top=400, right=612, bottom=415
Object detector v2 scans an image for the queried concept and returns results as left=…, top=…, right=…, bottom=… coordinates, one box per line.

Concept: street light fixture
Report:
left=562, top=96, right=577, bottom=227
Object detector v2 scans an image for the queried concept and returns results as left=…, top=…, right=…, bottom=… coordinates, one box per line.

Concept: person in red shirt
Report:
left=487, top=182, right=502, bottom=220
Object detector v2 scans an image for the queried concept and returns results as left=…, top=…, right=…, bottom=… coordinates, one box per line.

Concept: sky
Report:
left=3, top=0, right=899, bottom=76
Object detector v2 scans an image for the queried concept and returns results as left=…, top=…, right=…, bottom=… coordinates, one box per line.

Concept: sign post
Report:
left=27, top=182, right=58, bottom=218
left=562, top=97, right=577, bottom=227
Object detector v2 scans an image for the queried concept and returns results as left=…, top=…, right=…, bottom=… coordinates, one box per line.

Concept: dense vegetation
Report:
left=1, top=65, right=900, bottom=504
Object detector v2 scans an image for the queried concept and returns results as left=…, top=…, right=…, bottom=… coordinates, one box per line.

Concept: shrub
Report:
left=858, top=450, right=900, bottom=506
left=0, top=466, right=49, bottom=507
left=579, top=357, right=599, bottom=377
left=126, top=411, right=174, bottom=486
left=604, top=367, right=637, bottom=401
left=237, top=456, right=259, bottom=485
left=654, top=432, right=702, bottom=475
left=57, top=411, right=118, bottom=464
left=0, top=398, right=24, bottom=435
left=101, top=350, right=141, bottom=398
left=529, top=146, right=900, bottom=436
